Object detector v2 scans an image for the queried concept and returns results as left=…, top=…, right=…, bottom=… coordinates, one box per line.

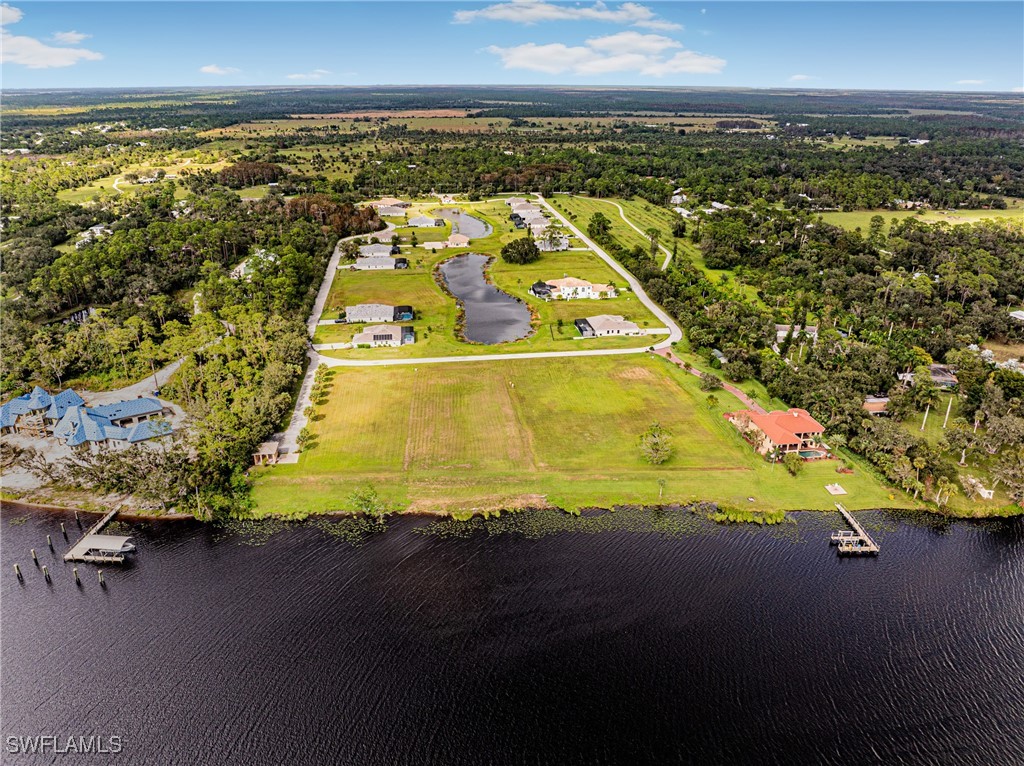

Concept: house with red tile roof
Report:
left=725, top=408, right=826, bottom=458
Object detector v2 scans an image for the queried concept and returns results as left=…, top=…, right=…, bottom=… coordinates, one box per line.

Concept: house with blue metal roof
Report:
left=3, top=387, right=172, bottom=451
left=0, top=387, right=85, bottom=436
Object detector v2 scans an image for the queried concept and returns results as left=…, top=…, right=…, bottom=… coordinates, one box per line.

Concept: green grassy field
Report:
left=820, top=204, right=1024, bottom=231
left=314, top=200, right=664, bottom=358
left=549, top=195, right=764, bottom=303
left=251, top=354, right=914, bottom=516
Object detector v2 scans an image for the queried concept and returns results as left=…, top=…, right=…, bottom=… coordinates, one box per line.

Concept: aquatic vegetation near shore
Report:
left=418, top=505, right=724, bottom=541
left=310, top=516, right=386, bottom=546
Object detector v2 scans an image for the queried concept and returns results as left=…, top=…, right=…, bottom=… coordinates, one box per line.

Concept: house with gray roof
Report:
left=351, top=325, right=415, bottom=348
left=346, top=303, right=399, bottom=323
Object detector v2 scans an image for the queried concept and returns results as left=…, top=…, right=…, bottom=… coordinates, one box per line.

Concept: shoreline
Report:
left=2, top=495, right=1018, bottom=523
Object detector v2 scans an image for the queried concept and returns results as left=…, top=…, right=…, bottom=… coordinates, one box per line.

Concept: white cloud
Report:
left=286, top=68, right=331, bottom=81
left=486, top=31, right=725, bottom=76
left=199, top=64, right=240, bottom=75
left=1, top=3, right=23, bottom=25
left=955, top=79, right=986, bottom=85
left=1, top=3, right=102, bottom=68
left=52, top=30, right=89, bottom=44
left=455, top=1, right=681, bottom=31
left=788, top=74, right=819, bottom=82
left=1011, top=87, right=1023, bottom=93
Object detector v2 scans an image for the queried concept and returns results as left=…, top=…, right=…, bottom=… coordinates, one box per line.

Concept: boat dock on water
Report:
left=829, top=503, right=879, bottom=556
left=63, top=509, right=135, bottom=563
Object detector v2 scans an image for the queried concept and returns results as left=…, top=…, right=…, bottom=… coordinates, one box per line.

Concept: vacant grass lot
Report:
left=314, top=200, right=663, bottom=358
left=251, top=354, right=913, bottom=516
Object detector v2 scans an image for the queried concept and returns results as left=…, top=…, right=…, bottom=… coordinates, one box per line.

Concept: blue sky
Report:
left=2, top=2, right=1022, bottom=91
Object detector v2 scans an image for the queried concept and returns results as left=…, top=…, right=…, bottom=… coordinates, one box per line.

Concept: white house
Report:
left=407, top=215, right=444, bottom=228
left=673, top=207, right=693, bottom=218
left=536, top=234, right=569, bottom=252
left=505, top=197, right=528, bottom=207
left=370, top=197, right=411, bottom=209
left=354, top=256, right=409, bottom=270
left=351, top=325, right=415, bottom=348
left=543, top=277, right=616, bottom=300
left=346, top=304, right=397, bottom=323
left=447, top=233, right=471, bottom=247
left=358, top=243, right=395, bottom=258
left=575, top=315, right=642, bottom=337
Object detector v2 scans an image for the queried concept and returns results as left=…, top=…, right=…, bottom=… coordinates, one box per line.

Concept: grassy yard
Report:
left=313, top=200, right=664, bottom=358
left=896, top=393, right=1018, bottom=514
left=251, top=354, right=914, bottom=516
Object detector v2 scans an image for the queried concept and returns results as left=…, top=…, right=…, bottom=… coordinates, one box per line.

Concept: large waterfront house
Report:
left=532, top=278, right=616, bottom=301
left=351, top=325, right=415, bottom=348
left=2, top=387, right=174, bottom=452
left=725, top=408, right=826, bottom=458
left=575, top=315, right=642, bottom=337
left=1, top=386, right=85, bottom=436
left=354, top=256, right=409, bottom=270
left=53, top=405, right=172, bottom=453
left=345, top=303, right=414, bottom=323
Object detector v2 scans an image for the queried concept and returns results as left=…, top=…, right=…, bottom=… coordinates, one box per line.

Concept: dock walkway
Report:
left=830, top=503, right=879, bottom=556
left=63, top=510, right=133, bottom=563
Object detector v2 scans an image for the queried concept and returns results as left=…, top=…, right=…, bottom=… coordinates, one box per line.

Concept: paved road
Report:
left=536, top=194, right=682, bottom=345
left=275, top=223, right=396, bottom=458
left=566, top=196, right=675, bottom=271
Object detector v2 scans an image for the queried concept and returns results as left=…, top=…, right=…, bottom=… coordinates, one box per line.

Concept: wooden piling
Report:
left=42, top=565, right=50, bottom=582
left=47, top=534, right=53, bottom=550
left=61, top=522, right=67, bottom=538
left=98, top=570, right=105, bottom=586
left=31, top=548, right=38, bottom=564
left=14, top=563, right=22, bottom=579
left=75, top=510, right=80, bottom=525
left=73, top=567, right=80, bottom=585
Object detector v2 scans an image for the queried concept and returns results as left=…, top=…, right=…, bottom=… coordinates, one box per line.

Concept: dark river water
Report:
left=440, top=253, right=532, bottom=344
left=435, top=208, right=492, bottom=239
left=2, top=502, right=1023, bottom=766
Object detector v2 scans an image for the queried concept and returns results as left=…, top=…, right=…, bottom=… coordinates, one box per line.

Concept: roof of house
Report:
left=256, top=440, right=280, bottom=456
left=731, top=408, right=825, bottom=446
left=358, top=243, right=394, bottom=257
left=531, top=280, right=553, bottom=293
left=346, top=303, right=395, bottom=320
left=2, top=387, right=86, bottom=428
left=448, top=233, right=470, bottom=245
left=548, top=277, right=591, bottom=288
left=372, top=197, right=408, bottom=207
left=1009, top=310, right=1024, bottom=322
left=92, top=397, right=164, bottom=421
left=862, top=397, right=890, bottom=414
left=586, top=315, right=639, bottom=333
left=53, top=403, right=171, bottom=447
left=353, top=324, right=401, bottom=342
left=408, top=215, right=441, bottom=226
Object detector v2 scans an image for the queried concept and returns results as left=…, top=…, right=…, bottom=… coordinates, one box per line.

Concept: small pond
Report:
left=440, top=253, right=531, bottom=344
left=435, top=208, right=492, bottom=239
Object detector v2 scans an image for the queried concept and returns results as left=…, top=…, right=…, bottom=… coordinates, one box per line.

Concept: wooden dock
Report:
left=829, top=503, right=879, bottom=556
left=63, top=509, right=134, bottom=563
